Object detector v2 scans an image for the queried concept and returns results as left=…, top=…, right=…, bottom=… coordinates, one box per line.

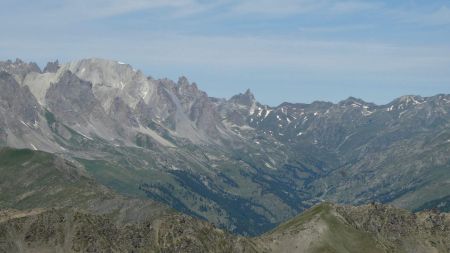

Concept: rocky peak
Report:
left=62, top=58, right=154, bottom=110
left=428, top=94, right=450, bottom=106
left=177, top=76, right=199, bottom=94
left=177, top=76, right=190, bottom=87
left=63, top=58, right=144, bottom=86
left=229, top=89, right=255, bottom=107
left=175, top=77, right=209, bottom=108
left=393, top=95, right=425, bottom=106
left=43, top=60, right=60, bottom=73
left=0, top=58, right=41, bottom=82
left=338, top=97, right=371, bottom=108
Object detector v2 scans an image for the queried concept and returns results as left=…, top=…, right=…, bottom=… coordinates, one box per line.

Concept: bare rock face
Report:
left=0, top=72, right=40, bottom=124
left=109, top=96, right=140, bottom=128
left=64, top=58, right=155, bottom=112
left=178, top=79, right=221, bottom=135
left=45, top=71, right=102, bottom=125
left=43, top=60, right=60, bottom=73
left=0, top=71, right=42, bottom=148
left=220, top=89, right=257, bottom=126
left=0, top=59, right=41, bottom=83
left=230, top=89, right=256, bottom=107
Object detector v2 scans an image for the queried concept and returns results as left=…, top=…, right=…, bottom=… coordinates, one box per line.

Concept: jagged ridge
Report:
left=0, top=58, right=449, bottom=235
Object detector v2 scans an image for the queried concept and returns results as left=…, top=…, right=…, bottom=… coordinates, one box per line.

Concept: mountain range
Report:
left=0, top=58, right=449, bottom=237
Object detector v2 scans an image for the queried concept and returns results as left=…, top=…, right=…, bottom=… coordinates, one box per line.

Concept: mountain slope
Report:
left=0, top=208, right=259, bottom=253
left=0, top=148, right=259, bottom=253
left=258, top=203, right=450, bottom=253
left=1, top=58, right=450, bottom=235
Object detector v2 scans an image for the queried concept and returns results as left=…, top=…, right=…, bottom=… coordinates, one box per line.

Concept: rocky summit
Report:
left=0, top=58, right=450, bottom=238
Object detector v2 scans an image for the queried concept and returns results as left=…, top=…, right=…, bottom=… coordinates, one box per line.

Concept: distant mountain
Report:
left=1, top=148, right=449, bottom=253
left=1, top=58, right=449, bottom=235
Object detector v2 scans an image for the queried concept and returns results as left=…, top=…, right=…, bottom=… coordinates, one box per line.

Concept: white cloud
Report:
left=69, top=0, right=209, bottom=19
left=329, top=1, right=382, bottom=13
left=231, top=0, right=323, bottom=16
left=428, top=6, right=450, bottom=25
left=393, top=5, right=450, bottom=26
left=1, top=0, right=216, bottom=23
left=3, top=32, right=449, bottom=77
left=298, top=24, right=374, bottom=33
left=230, top=0, right=381, bottom=16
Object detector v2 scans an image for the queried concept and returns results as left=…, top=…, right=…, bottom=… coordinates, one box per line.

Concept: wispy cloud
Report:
left=1, top=0, right=216, bottom=23
left=298, top=24, right=374, bottom=33
left=230, top=0, right=382, bottom=16
left=231, top=0, right=323, bottom=16
left=393, top=5, right=450, bottom=26
left=3, top=32, right=449, bottom=75
left=1, top=0, right=449, bottom=104
left=63, top=0, right=219, bottom=19
left=328, top=1, right=382, bottom=14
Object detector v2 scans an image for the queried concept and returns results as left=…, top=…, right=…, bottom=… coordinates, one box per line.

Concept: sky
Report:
left=1, top=0, right=450, bottom=106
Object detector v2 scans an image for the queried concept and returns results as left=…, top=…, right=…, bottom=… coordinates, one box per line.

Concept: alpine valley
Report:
left=1, top=58, right=450, bottom=252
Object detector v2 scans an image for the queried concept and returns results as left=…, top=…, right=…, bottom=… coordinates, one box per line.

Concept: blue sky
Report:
left=1, top=0, right=450, bottom=105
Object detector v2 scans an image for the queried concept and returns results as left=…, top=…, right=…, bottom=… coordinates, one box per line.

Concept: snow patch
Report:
left=362, top=110, right=374, bottom=116
left=264, top=110, right=272, bottom=118
left=74, top=130, right=93, bottom=140
left=297, top=132, right=303, bottom=136
left=118, top=61, right=126, bottom=65
left=30, top=143, right=37, bottom=151
left=257, top=108, right=263, bottom=117
left=399, top=110, right=408, bottom=118
left=142, top=90, right=148, bottom=99
left=249, top=102, right=257, bottom=115
left=170, top=166, right=183, bottom=171
left=410, top=96, right=424, bottom=105
left=264, top=162, right=274, bottom=169
left=138, top=124, right=175, bottom=148
left=20, top=120, right=28, bottom=127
